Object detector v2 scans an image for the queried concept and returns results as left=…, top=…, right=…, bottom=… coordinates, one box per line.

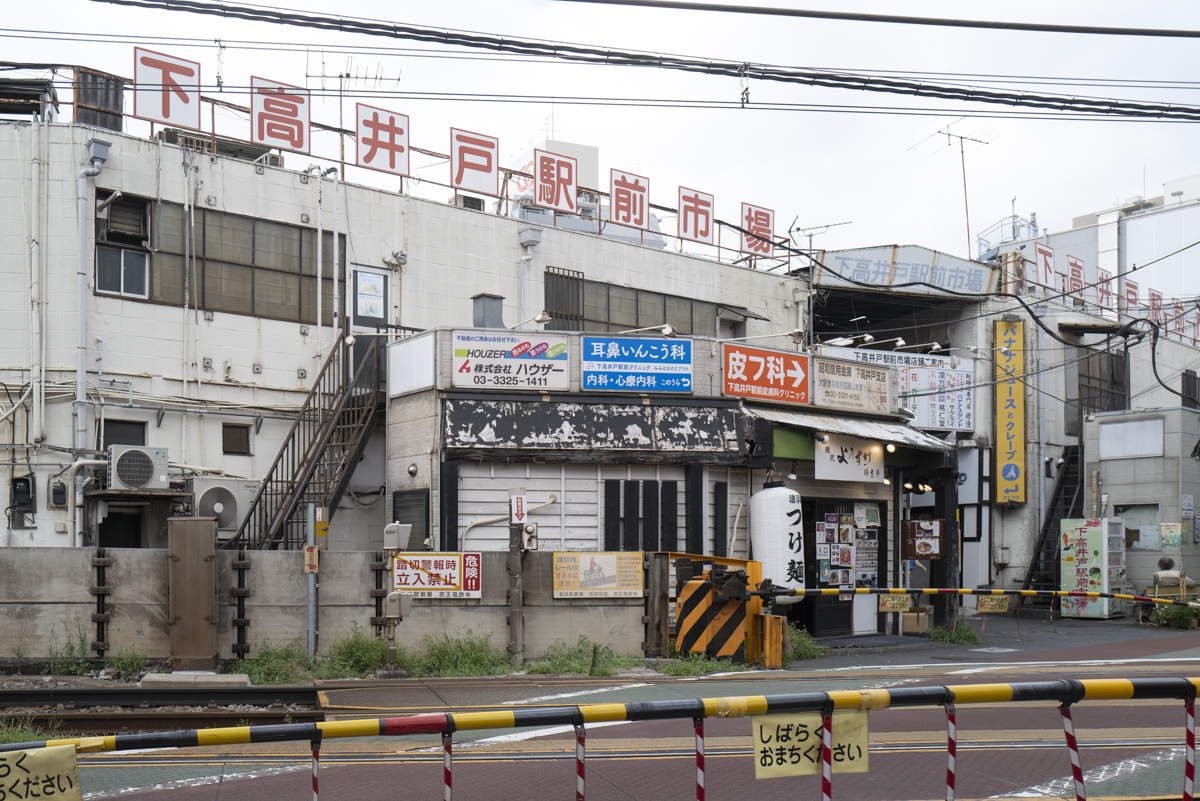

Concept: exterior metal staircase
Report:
left=1020, top=445, right=1084, bottom=605
left=225, top=325, right=380, bottom=550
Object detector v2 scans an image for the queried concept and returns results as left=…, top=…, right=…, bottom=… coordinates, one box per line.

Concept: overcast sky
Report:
left=8, top=0, right=1200, bottom=260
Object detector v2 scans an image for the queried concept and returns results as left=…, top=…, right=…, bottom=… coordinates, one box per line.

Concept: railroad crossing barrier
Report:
left=5, top=677, right=1200, bottom=801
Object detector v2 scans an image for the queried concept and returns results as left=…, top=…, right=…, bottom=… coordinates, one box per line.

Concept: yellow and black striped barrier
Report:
left=788, top=586, right=1200, bottom=609
left=4, top=676, right=1198, bottom=756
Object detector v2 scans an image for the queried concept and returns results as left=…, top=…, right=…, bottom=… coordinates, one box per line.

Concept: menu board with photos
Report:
left=816, top=513, right=857, bottom=587
left=854, top=529, right=878, bottom=584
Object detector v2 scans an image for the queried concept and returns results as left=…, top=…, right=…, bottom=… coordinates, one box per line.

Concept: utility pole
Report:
left=789, top=221, right=852, bottom=349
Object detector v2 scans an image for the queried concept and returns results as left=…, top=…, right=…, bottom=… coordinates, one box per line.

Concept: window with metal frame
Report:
left=1078, top=347, right=1128, bottom=415
left=1183, top=370, right=1199, bottom=410
left=544, top=274, right=717, bottom=335
left=96, top=246, right=148, bottom=299
left=222, top=424, right=252, bottom=455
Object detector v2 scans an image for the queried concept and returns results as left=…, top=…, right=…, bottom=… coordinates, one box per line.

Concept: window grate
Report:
left=544, top=266, right=584, bottom=331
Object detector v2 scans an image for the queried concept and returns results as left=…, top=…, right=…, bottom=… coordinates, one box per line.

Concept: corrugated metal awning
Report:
left=744, top=405, right=952, bottom=452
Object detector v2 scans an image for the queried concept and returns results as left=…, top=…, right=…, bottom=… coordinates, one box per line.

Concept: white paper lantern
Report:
left=749, top=482, right=804, bottom=603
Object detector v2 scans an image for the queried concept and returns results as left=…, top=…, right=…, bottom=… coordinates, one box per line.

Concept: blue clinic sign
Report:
left=581, top=337, right=693, bottom=392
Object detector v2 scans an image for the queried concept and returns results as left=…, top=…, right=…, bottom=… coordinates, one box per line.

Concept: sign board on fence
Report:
left=581, top=336, right=693, bottom=392
left=553, top=552, right=644, bottom=598
left=303, top=546, right=319, bottom=574
left=0, top=744, right=82, bottom=801
left=451, top=331, right=570, bottom=391
left=878, top=594, right=912, bottom=612
left=393, top=552, right=482, bottom=598
left=977, top=595, right=1010, bottom=613
left=753, top=711, right=868, bottom=778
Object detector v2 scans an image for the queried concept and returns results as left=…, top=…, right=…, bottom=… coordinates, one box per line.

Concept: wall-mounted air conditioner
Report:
left=186, top=478, right=260, bottom=536
left=108, top=445, right=170, bottom=491
left=449, top=194, right=485, bottom=212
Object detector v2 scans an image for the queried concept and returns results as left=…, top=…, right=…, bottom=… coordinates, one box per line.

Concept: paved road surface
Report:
left=75, top=614, right=1200, bottom=800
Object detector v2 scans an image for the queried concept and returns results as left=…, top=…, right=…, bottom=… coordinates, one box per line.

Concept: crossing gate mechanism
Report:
left=675, top=557, right=787, bottom=666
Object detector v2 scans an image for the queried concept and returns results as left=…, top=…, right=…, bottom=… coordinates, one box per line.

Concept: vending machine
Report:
left=1060, top=518, right=1126, bottom=619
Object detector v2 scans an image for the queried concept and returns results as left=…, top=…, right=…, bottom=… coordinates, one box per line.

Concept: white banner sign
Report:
left=451, top=331, right=570, bottom=391
left=811, top=358, right=894, bottom=414
left=251, top=76, right=310, bottom=154
left=451, top=128, right=499, bottom=196
left=815, top=433, right=886, bottom=483
left=820, top=345, right=975, bottom=432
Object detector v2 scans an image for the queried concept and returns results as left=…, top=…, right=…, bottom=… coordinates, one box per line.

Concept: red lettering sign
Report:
left=534, top=148, right=577, bottom=213
left=132, top=47, right=201, bottom=130
left=722, top=344, right=809, bottom=404
left=451, top=128, right=499, bottom=196
left=356, top=103, right=409, bottom=176
left=740, top=203, right=774, bottom=255
left=251, top=76, right=309, bottom=153
left=610, top=168, right=649, bottom=230
left=678, top=186, right=714, bottom=245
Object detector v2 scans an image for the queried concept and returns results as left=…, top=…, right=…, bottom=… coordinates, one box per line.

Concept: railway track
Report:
left=0, top=686, right=324, bottom=735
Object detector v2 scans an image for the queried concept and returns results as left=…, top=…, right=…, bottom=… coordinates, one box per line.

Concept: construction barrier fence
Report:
left=6, top=677, right=1200, bottom=801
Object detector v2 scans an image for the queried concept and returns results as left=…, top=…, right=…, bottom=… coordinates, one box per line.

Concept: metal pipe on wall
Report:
left=76, top=145, right=106, bottom=453
left=29, top=123, right=43, bottom=443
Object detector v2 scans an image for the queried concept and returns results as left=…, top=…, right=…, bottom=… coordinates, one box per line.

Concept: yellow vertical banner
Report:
left=995, top=319, right=1026, bottom=504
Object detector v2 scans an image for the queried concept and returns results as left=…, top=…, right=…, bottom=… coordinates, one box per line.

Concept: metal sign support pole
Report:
left=307, top=503, right=315, bottom=657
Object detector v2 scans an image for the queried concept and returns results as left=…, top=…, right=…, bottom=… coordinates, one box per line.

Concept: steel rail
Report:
left=5, top=676, right=1198, bottom=755
left=786, top=586, right=1200, bottom=609
left=0, top=687, right=320, bottom=708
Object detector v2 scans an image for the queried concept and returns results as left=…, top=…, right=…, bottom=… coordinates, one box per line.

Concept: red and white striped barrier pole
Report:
left=443, top=730, right=453, bottom=801
left=1059, top=704, right=1086, bottom=801
left=944, top=702, right=956, bottom=801
left=574, top=724, right=586, bottom=801
left=693, top=717, right=705, bottom=801
left=821, top=707, right=833, bottom=801
left=311, top=731, right=321, bottom=801
left=1185, top=697, right=1195, bottom=801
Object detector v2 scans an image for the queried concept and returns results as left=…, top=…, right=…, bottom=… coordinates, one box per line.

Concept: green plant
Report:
left=47, top=623, right=92, bottom=676
left=417, top=629, right=510, bottom=677
left=105, top=645, right=147, bottom=675
left=236, top=639, right=317, bottom=685
left=1151, top=603, right=1198, bottom=629
left=527, top=636, right=643, bottom=676
left=11, top=643, right=24, bottom=676
left=659, top=652, right=751, bottom=677
left=0, top=717, right=59, bottom=745
left=318, top=621, right=387, bottom=678
left=928, top=621, right=983, bottom=645
left=786, top=623, right=830, bottom=660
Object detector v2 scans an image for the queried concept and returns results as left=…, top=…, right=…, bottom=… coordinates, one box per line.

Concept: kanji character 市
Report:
left=679, top=190, right=713, bottom=241
left=256, top=85, right=307, bottom=149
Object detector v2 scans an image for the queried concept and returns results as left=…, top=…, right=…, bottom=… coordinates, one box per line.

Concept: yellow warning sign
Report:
left=0, top=744, right=83, bottom=801
left=977, top=595, right=1011, bottom=613
left=877, top=594, right=912, bottom=612
left=752, top=711, right=869, bottom=778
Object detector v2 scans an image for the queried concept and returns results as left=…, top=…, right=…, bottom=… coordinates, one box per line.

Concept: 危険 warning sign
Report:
left=392, top=552, right=482, bottom=598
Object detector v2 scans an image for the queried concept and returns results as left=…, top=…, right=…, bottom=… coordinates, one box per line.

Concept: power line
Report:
left=556, top=0, right=1200, bottom=39
left=87, top=0, right=1200, bottom=122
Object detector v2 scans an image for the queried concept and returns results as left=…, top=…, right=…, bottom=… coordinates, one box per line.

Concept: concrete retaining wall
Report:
left=1, top=548, right=646, bottom=661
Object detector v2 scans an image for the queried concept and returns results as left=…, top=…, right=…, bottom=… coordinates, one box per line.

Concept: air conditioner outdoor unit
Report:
left=108, top=445, right=170, bottom=491
left=186, top=478, right=260, bottom=536
left=450, top=194, right=485, bottom=212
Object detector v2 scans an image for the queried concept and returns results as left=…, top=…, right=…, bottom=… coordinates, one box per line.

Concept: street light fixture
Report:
left=824, top=333, right=873, bottom=347
left=710, top=329, right=805, bottom=356
left=619, top=324, right=677, bottom=338
left=510, top=311, right=553, bottom=330
left=860, top=337, right=905, bottom=348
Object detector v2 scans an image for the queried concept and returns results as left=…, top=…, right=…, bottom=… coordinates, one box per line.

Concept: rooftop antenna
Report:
left=789, top=220, right=852, bottom=350
left=934, top=125, right=988, bottom=258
